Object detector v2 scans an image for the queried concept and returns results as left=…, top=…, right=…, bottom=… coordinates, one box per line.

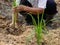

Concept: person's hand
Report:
left=12, top=6, right=18, bottom=13
left=12, top=5, right=25, bottom=12
left=16, top=5, right=24, bottom=11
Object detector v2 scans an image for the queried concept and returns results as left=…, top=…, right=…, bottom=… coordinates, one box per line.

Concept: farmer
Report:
left=10, top=0, right=57, bottom=26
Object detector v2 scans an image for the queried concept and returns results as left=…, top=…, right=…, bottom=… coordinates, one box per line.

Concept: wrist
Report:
left=17, top=5, right=25, bottom=11
left=22, top=6, right=26, bottom=11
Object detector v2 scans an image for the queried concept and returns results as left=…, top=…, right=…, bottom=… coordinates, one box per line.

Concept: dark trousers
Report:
left=20, top=0, right=58, bottom=25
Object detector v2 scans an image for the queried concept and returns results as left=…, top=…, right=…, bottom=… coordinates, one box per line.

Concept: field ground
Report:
left=0, top=1, right=60, bottom=45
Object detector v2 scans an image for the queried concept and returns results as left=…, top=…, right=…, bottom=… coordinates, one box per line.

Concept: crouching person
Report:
left=10, top=0, right=58, bottom=26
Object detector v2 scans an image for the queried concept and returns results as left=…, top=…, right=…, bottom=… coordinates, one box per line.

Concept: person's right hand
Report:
left=12, top=5, right=25, bottom=13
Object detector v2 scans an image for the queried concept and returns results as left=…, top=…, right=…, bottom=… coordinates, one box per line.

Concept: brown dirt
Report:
left=0, top=1, right=60, bottom=45
left=0, top=17, right=59, bottom=45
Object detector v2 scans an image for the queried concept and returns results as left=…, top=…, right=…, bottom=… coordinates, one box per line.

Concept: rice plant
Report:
left=27, top=11, right=57, bottom=45
left=28, top=11, right=47, bottom=45
left=12, top=0, right=17, bottom=27
left=12, top=0, right=16, bottom=6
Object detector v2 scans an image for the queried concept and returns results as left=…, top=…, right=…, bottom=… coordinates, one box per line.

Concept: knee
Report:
left=45, top=0, right=58, bottom=15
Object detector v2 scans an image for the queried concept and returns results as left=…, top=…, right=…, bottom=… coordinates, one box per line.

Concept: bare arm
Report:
left=16, top=5, right=44, bottom=14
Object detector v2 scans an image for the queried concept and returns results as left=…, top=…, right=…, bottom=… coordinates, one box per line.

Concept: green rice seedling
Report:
left=26, top=9, right=57, bottom=45
left=12, top=0, right=16, bottom=6
left=12, top=0, right=17, bottom=27
left=27, top=13, right=37, bottom=26
left=28, top=11, right=45, bottom=45
left=35, top=12, right=44, bottom=45
left=26, top=10, right=57, bottom=45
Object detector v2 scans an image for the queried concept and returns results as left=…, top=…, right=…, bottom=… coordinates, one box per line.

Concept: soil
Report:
left=0, top=1, right=60, bottom=45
